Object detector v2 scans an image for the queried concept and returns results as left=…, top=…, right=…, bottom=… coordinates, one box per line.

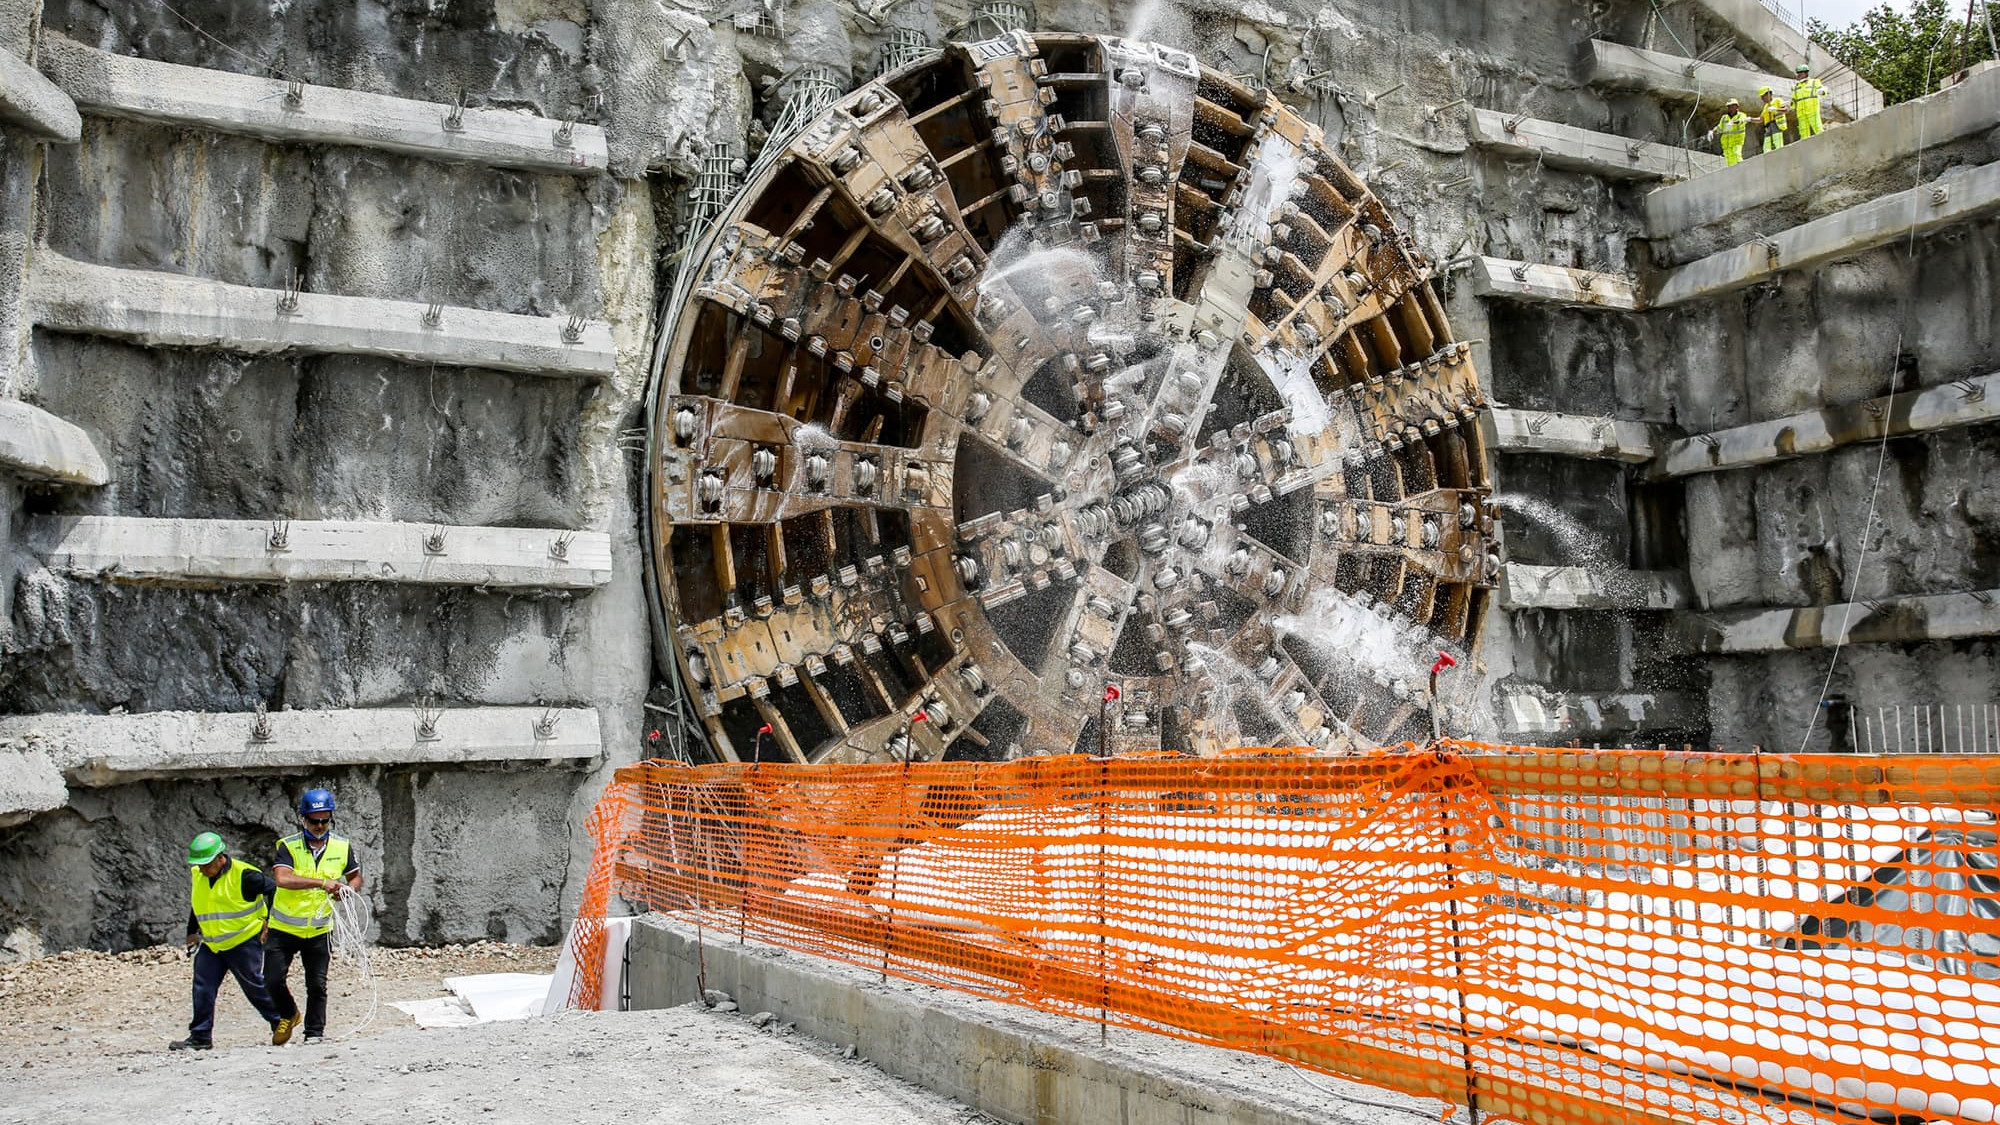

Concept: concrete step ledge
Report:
left=29, top=253, right=616, bottom=377
left=1470, top=256, right=1641, bottom=310
left=1679, top=588, right=2000, bottom=653
left=1467, top=107, right=1722, bottom=182
left=0, top=748, right=67, bottom=827
left=1679, top=0, right=1881, bottom=117
left=1645, top=65, right=2000, bottom=245
left=1499, top=563, right=1690, bottom=611
left=1581, top=40, right=1867, bottom=124
left=1488, top=407, right=1660, bottom=462
left=1497, top=687, right=1708, bottom=739
left=1653, top=369, right=2000, bottom=478
left=0, top=706, right=603, bottom=786
left=1653, top=157, right=2000, bottom=306
left=39, top=35, right=606, bottom=174
left=0, top=399, right=108, bottom=485
left=0, top=44, right=81, bottom=142
left=26, top=515, right=612, bottom=589
left=625, top=915, right=1440, bottom=1125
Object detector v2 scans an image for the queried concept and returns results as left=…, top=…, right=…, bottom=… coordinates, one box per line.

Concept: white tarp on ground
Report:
left=389, top=972, right=556, bottom=1029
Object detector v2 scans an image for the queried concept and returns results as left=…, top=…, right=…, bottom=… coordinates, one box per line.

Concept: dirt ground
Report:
left=0, top=941, right=560, bottom=1061
left=0, top=943, right=988, bottom=1124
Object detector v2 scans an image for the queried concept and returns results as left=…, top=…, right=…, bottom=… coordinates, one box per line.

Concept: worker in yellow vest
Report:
left=1792, top=63, right=1828, bottom=138
left=1706, top=98, right=1752, bottom=166
left=265, top=787, right=364, bottom=1045
left=1757, top=86, right=1789, bottom=152
left=171, top=832, right=291, bottom=1050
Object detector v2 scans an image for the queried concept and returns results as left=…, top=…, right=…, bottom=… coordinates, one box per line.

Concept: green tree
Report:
left=1810, top=0, right=1999, bottom=105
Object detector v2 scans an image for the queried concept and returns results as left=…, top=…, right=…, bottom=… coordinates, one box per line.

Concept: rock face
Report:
left=0, top=0, right=1987, bottom=952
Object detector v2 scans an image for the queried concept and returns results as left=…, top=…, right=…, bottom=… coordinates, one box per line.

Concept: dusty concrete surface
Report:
left=0, top=948, right=985, bottom=1125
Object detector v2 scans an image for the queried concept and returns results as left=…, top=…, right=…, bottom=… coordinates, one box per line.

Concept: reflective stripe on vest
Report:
left=190, top=859, right=268, bottom=952
left=1792, top=78, right=1825, bottom=106
left=269, top=834, right=351, bottom=938
left=1716, top=113, right=1749, bottom=139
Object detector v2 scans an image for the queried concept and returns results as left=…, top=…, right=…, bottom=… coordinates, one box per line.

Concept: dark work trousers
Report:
left=190, top=938, right=286, bottom=1042
left=263, top=929, right=333, bottom=1037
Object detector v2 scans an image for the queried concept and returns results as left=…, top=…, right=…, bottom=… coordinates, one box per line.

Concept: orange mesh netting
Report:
left=567, top=742, right=2000, bottom=1125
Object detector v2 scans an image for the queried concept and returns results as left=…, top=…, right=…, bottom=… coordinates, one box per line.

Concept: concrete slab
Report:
left=1488, top=407, right=1660, bottom=462
left=1678, top=588, right=2000, bottom=653
left=1653, top=158, right=2000, bottom=306
left=1499, top=563, right=1690, bottom=610
left=29, top=254, right=616, bottom=377
left=0, top=706, right=603, bottom=786
left=0, top=398, right=108, bottom=485
left=1496, top=686, right=1709, bottom=739
left=1653, top=369, right=2000, bottom=478
left=1680, top=0, right=1882, bottom=118
left=1470, top=256, right=1641, bottom=310
left=24, top=515, right=612, bottom=589
left=39, top=35, right=606, bottom=174
left=0, top=748, right=66, bottom=827
left=1581, top=40, right=1866, bottom=123
left=1466, top=107, right=1723, bottom=182
left=625, top=915, right=1443, bottom=1125
left=1644, top=65, right=2000, bottom=242
left=0, top=45, right=80, bottom=143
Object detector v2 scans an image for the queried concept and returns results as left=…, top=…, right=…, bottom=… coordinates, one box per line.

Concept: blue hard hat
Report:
left=298, top=788, right=337, bottom=816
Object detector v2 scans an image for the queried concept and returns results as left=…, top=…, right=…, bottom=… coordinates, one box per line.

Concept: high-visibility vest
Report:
left=269, top=834, right=351, bottom=939
left=190, top=858, right=269, bottom=952
left=1761, top=99, right=1789, bottom=129
left=1792, top=77, right=1826, bottom=108
left=1715, top=112, right=1750, bottom=142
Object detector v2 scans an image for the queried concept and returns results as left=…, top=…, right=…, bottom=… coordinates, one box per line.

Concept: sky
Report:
left=1795, top=0, right=1913, bottom=29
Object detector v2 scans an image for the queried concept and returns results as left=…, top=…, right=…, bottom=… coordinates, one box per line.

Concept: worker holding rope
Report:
left=265, top=788, right=364, bottom=1045
left=172, top=832, right=291, bottom=1051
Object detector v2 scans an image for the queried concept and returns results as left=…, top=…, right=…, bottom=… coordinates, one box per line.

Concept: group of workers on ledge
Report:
left=1704, top=63, right=1830, bottom=166
left=171, top=787, right=363, bottom=1051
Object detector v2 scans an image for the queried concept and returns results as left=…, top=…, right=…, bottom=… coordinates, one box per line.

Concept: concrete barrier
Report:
left=25, top=515, right=612, bottom=589
left=1470, top=256, right=1641, bottom=310
left=29, top=254, right=616, bottom=378
left=0, top=706, right=603, bottom=785
left=0, top=44, right=80, bottom=143
left=1499, top=563, right=1690, bottom=611
left=1651, top=157, right=2000, bottom=306
left=1488, top=407, right=1660, bottom=462
left=1644, top=65, right=2000, bottom=244
left=39, top=35, right=606, bottom=174
left=1467, top=107, right=1722, bottom=182
left=624, top=915, right=1441, bottom=1125
left=0, top=399, right=107, bottom=485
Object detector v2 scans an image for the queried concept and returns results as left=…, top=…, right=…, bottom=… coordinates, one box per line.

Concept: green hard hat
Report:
left=187, top=832, right=225, bottom=866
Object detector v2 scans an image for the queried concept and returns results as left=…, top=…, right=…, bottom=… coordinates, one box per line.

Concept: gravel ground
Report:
left=0, top=941, right=559, bottom=1062
left=0, top=942, right=986, bottom=1124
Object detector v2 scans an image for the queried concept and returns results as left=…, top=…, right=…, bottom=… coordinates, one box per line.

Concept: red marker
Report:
left=757, top=723, right=773, bottom=734
left=912, top=710, right=929, bottom=723
left=1103, top=685, right=1121, bottom=702
left=1430, top=652, right=1457, bottom=676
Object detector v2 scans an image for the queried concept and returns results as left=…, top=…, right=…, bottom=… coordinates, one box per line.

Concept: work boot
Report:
left=272, top=1013, right=299, bottom=1046
left=303, top=1035, right=325, bottom=1046
left=168, top=1037, right=211, bottom=1051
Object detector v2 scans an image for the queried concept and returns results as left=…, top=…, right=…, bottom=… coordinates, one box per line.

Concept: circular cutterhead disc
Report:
left=650, top=32, right=1495, bottom=764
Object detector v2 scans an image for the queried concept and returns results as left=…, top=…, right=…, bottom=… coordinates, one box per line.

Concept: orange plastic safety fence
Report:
left=568, top=743, right=2000, bottom=1125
